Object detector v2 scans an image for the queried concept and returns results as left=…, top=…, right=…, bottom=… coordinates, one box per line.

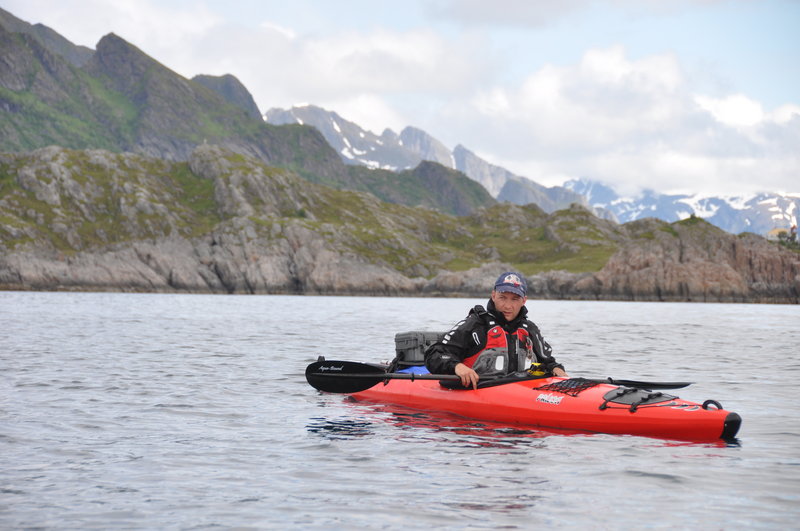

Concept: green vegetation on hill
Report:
left=0, top=23, right=495, bottom=218
left=3, top=146, right=797, bottom=303
left=0, top=146, right=627, bottom=278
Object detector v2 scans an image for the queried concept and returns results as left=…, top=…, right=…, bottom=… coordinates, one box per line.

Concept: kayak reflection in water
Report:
left=424, top=272, right=568, bottom=390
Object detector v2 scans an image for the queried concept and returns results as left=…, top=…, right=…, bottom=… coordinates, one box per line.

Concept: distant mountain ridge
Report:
left=265, top=105, right=439, bottom=170
left=565, top=179, right=800, bottom=237
left=266, top=105, right=798, bottom=235
left=265, top=104, right=587, bottom=214
left=0, top=10, right=494, bottom=217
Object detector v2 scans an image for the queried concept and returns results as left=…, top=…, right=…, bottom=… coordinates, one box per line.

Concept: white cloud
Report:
left=9, top=0, right=220, bottom=49
left=322, top=94, right=408, bottom=136
left=694, top=94, right=764, bottom=127
left=429, top=0, right=608, bottom=28
left=260, top=21, right=296, bottom=40
left=454, top=47, right=688, bottom=154
left=163, top=21, right=491, bottom=136
left=184, top=25, right=794, bottom=196
left=770, top=104, right=800, bottom=124
left=434, top=45, right=798, bottom=195
left=305, top=28, right=486, bottom=96
left=428, top=0, right=728, bottom=28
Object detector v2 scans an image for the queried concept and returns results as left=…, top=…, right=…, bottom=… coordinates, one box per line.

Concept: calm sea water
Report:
left=2, top=292, right=799, bottom=530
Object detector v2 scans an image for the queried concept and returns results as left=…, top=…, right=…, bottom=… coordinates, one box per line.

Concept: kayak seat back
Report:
left=394, top=331, right=445, bottom=368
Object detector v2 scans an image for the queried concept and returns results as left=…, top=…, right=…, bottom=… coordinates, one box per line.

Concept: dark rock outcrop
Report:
left=525, top=218, right=800, bottom=303
left=585, top=218, right=800, bottom=303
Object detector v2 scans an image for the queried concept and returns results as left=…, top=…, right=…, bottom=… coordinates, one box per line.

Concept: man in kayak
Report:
left=425, top=272, right=567, bottom=389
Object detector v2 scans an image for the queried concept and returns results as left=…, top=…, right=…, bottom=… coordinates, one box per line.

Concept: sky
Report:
left=4, top=0, right=799, bottom=197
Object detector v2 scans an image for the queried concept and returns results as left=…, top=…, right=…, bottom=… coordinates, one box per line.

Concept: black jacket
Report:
left=424, top=299, right=564, bottom=376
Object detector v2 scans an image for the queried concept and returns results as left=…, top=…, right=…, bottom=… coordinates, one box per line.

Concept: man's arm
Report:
left=424, top=316, right=483, bottom=382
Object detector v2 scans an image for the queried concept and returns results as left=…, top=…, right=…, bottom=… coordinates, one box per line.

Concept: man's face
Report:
left=491, top=290, right=527, bottom=321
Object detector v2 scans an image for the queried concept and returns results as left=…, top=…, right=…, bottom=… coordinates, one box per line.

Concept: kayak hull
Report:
left=351, top=377, right=740, bottom=441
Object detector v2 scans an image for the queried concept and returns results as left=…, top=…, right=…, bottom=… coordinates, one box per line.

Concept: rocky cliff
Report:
left=587, top=217, right=800, bottom=303
left=521, top=217, right=800, bottom=303
left=1, top=146, right=798, bottom=302
left=0, top=145, right=428, bottom=294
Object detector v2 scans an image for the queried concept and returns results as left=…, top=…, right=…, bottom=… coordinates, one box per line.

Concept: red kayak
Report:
left=306, top=359, right=741, bottom=441
left=349, top=375, right=740, bottom=442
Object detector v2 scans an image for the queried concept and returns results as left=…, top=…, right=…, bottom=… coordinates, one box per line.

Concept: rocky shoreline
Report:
left=2, top=242, right=798, bottom=303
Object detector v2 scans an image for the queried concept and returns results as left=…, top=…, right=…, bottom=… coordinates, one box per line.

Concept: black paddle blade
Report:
left=305, top=360, right=387, bottom=393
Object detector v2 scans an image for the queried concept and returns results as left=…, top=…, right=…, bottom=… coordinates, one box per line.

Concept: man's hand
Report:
left=552, top=367, right=568, bottom=377
left=454, top=363, right=479, bottom=390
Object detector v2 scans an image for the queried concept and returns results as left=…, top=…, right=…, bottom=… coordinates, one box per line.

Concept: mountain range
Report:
left=265, top=105, right=799, bottom=237
left=0, top=7, right=492, bottom=217
left=265, top=105, right=590, bottom=215
left=565, top=179, right=800, bottom=237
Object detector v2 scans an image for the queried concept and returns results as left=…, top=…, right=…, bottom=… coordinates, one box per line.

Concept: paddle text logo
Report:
left=319, top=364, right=344, bottom=372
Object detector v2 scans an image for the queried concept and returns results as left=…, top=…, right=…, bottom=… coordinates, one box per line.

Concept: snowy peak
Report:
left=565, top=178, right=800, bottom=235
left=563, top=178, right=619, bottom=207
left=264, top=105, right=796, bottom=236
left=265, top=105, right=583, bottom=213
left=264, top=105, right=420, bottom=170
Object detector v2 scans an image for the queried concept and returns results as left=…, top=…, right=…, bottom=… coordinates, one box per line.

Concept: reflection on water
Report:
left=306, top=418, right=375, bottom=438
left=349, top=400, right=588, bottom=441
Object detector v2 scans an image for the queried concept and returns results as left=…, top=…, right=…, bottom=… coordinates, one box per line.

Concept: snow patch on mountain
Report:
left=265, top=105, right=795, bottom=233
left=265, top=104, right=585, bottom=213
left=567, top=178, right=799, bottom=235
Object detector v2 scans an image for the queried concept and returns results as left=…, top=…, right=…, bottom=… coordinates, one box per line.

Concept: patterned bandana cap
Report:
left=494, top=272, right=526, bottom=297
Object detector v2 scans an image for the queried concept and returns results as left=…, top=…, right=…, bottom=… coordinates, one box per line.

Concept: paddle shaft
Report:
left=314, top=372, right=460, bottom=382
left=313, top=371, right=690, bottom=389
left=305, top=360, right=692, bottom=394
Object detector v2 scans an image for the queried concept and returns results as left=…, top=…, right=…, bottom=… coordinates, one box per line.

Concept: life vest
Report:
left=462, top=310, right=535, bottom=377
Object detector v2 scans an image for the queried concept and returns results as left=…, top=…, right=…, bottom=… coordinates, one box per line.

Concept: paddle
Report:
left=598, top=377, right=692, bottom=390
left=305, top=360, right=460, bottom=393
left=305, top=360, right=692, bottom=394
